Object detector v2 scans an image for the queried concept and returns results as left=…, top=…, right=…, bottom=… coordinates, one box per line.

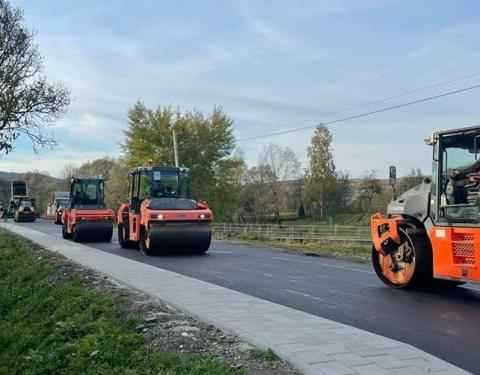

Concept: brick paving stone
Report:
left=367, top=354, right=411, bottom=369
left=330, top=352, right=374, bottom=367
left=311, top=361, right=357, bottom=375
left=404, top=357, right=450, bottom=372
left=289, top=350, right=334, bottom=364
left=351, top=363, right=396, bottom=375
left=389, top=367, right=427, bottom=375
left=346, top=344, right=390, bottom=357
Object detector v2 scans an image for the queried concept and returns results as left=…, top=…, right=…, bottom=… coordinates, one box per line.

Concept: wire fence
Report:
left=213, top=223, right=372, bottom=246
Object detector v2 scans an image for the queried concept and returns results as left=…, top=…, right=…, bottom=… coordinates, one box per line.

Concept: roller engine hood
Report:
left=387, top=181, right=431, bottom=222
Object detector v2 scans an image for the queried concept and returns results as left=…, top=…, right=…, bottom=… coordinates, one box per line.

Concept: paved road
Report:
left=12, top=219, right=480, bottom=374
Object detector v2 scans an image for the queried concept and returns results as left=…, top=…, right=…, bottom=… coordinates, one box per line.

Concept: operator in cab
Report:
left=450, top=160, right=480, bottom=204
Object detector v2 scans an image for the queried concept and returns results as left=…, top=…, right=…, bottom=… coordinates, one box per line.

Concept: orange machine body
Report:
left=62, top=207, right=115, bottom=234
left=117, top=201, right=212, bottom=242
left=372, top=213, right=480, bottom=283
left=428, top=226, right=480, bottom=282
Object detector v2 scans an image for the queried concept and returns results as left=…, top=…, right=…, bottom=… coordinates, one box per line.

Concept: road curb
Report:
left=1, top=223, right=471, bottom=375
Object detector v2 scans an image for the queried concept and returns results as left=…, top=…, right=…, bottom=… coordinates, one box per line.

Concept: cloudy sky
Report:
left=3, top=0, right=480, bottom=177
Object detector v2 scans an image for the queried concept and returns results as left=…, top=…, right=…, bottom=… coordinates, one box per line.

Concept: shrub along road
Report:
left=8, top=219, right=480, bottom=374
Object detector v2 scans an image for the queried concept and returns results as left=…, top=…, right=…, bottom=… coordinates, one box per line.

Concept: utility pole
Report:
left=172, top=128, right=179, bottom=167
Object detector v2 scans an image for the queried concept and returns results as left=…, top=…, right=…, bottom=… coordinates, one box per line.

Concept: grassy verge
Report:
left=249, top=349, right=279, bottom=362
left=0, top=229, right=241, bottom=375
left=216, top=233, right=371, bottom=261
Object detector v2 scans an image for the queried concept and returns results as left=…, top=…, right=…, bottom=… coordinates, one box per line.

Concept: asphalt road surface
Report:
left=10, top=219, right=480, bottom=374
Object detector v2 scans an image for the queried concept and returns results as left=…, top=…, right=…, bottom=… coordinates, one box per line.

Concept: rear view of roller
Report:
left=62, top=178, right=115, bottom=243
left=117, top=166, right=212, bottom=256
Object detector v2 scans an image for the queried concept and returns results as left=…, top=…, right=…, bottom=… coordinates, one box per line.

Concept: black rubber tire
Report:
left=62, top=223, right=72, bottom=239
left=72, top=225, right=81, bottom=242
left=372, top=228, right=433, bottom=290
left=118, top=224, right=135, bottom=248
left=118, top=224, right=126, bottom=247
left=139, top=227, right=153, bottom=256
left=102, top=226, right=113, bottom=242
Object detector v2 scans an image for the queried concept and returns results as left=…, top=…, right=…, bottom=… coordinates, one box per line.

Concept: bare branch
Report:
left=0, top=0, right=70, bottom=154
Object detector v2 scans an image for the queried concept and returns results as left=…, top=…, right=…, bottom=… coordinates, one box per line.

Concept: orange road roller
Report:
left=117, top=166, right=213, bottom=255
left=62, top=178, right=115, bottom=242
left=371, top=125, right=480, bottom=288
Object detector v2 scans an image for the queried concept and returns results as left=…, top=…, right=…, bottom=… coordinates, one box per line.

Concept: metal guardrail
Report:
left=213, top=223, right=372, bottom=246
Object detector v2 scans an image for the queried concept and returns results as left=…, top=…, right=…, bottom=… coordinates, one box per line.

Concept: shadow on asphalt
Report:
left=373, top=281, right=480, bottom=306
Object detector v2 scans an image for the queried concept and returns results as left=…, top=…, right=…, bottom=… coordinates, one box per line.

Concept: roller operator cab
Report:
left=62, top=178, right=115, bottom=242
left=117, top=167, right=213, bottom=255
left=371, top=125, right=480, bottom=288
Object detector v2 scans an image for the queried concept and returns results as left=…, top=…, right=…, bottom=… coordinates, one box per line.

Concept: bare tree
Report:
left=259, top=144, right=301, bottom=224
left=60, top=162, right=77, bottom=184
left=355, top=170, right=383, bottom=219
left=0, top=0, right=70, bottom=154
left=239, top=165, right=271, bottom=223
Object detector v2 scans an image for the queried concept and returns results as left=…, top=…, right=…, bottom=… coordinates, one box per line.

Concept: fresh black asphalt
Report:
left=11, top=219, right=480, bottom=373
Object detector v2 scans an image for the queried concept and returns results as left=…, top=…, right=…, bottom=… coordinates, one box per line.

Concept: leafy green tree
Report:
left=0, top=178, right=9, bottom=206
left=304, top=124, right=337, bottom=220
left=75, top=157, right=116, bottom=180
left=0, top=0, right=70, bottom=154
left=327, top=171, right=352, bottom=215
left=298, top=203, right=306, bottom=218
left=122, top=101, right=242, bottom=221
left=104, top=158, right=130, bottom=211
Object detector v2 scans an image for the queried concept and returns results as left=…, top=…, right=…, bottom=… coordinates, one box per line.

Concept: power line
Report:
left=251, top=71, right=480, bottom=136
left=238, top=82, right=480, bottom=142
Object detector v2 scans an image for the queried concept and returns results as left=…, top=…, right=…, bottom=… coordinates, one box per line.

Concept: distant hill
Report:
left=0, top=171, right=21, bottom=180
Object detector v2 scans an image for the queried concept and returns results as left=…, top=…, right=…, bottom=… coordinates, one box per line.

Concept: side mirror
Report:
left=389, top=166, right=397, bottom=200
left=475, top=135, right=480, bottom=160
left=389, top=166, right=397, bottom=186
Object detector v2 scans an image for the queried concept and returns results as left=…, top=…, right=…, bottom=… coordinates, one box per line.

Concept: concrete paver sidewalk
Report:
left=1, top=223, right=471, bottom=375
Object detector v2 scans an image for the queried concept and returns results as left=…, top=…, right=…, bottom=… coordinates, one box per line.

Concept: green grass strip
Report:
left=0, top=229, right=241, bottom=375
